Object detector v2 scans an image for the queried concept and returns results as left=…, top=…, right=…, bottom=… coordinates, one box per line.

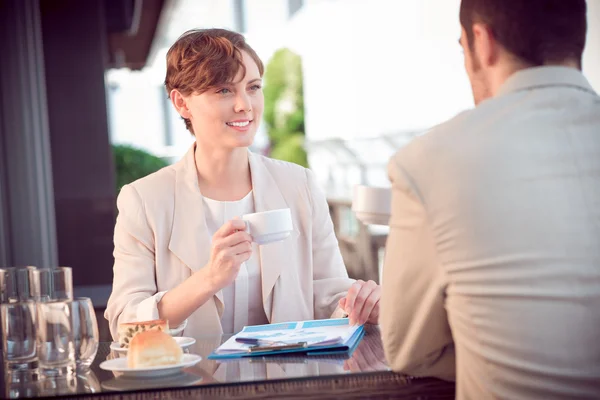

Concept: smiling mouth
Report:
left=226, top=120, right=252, bottom=127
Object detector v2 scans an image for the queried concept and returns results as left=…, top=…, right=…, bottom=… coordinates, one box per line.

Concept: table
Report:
left=3, top=326, right=455, bottom=399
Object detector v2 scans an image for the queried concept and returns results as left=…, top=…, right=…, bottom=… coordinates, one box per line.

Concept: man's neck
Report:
left=194, top=143, right=252, bottom=201
left=490, top=59, right=581, bottom=97
left=488, top=60, right=527, bottom=98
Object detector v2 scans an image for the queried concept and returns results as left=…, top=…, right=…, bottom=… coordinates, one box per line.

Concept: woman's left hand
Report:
left=339, top=280, right=381, bottom=326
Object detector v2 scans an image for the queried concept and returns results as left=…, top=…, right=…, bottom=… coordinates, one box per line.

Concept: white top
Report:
left=202, top=191, right=269, bottom=334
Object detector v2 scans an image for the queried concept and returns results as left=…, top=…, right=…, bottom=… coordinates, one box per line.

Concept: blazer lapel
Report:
left=248, top=151, right=291, bottom=321
left=168, top=145, right=224, bottom=313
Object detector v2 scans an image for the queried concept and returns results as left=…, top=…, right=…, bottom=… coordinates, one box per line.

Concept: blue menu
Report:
left=208, top=318, right=365, bottom=359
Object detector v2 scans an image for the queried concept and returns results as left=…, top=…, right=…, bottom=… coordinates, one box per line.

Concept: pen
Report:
left=235, top=337, right=287, bottom=346
left=248, top=342, right=307, bottom=352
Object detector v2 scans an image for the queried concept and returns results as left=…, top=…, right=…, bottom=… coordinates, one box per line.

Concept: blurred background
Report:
left=1, top=0, right=599, bottom=340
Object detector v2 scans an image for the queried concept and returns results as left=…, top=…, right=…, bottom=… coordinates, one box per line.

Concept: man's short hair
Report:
left=460, top=0, right=587, bottom=67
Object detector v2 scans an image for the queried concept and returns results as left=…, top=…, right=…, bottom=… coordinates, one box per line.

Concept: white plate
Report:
left=110, top=337, right=196, bottom=354
left=101, top=372, right=203, bottom=391
left=99, top=354, right=202, bottom=378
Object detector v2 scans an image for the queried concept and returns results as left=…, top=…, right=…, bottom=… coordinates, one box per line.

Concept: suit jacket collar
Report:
left=169, top=145, right=210, bottom=274
left=168, top=145, right=290, bottom=321
left=497, top=66, right=597, bottom=98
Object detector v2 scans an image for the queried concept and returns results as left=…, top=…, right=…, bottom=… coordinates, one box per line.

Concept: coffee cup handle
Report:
left=242, top=220, right=256, bottom=243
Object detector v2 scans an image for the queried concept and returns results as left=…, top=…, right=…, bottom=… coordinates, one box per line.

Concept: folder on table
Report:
left=207, top=318, right=365, bottom=360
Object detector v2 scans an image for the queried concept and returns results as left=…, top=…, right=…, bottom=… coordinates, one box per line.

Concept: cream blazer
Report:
left=105, top=146, right=354, bottom=340
left=381, top=67, right=600, bottom=399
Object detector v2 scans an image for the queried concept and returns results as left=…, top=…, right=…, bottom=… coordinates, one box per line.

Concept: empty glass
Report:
left=36, top=300, right=75, bottom=376
left=71, top=297, right=99, bottom=369
left=0, top=266, right=36, bottom=303
left=1, top=301, right=38, bottom=371
left=30, top=267, right=73, bottom=303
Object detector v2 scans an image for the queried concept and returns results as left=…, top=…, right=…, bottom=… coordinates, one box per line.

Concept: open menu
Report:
left=208, top=318, right=365, bottom=359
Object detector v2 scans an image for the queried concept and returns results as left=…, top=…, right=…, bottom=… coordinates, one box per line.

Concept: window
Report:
left=233, top=0, right=247, bottom=33
left=288, top=0, right=304, bottom=18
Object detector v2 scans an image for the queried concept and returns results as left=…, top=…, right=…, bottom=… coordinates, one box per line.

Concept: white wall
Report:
left=287, top=0, right=471, bottom=143
left=583, top=0, right=600, bottom=90
left=292, top=0, right=599, bottom=144
left=285, top=0, right=600, bottom=195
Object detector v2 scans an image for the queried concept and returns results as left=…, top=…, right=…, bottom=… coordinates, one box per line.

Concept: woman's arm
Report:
left=156, top=268, right=218, bottom=327
left=105, top=185, right=251, bottom=337
left=158, top=218, right=251, bottom=326
left=105, top=184, right=162, bottom=340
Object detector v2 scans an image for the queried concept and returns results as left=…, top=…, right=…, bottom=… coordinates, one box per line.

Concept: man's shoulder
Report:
left=391, top=109, right=474, bottom=169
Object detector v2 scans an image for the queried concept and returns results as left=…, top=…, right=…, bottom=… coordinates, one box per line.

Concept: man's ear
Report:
left=472, top=22, right=498, bottom=67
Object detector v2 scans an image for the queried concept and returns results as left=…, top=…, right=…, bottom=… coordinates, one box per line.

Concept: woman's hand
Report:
left=339, top=280, right=381, bottom=326
left=206, top=219, right=253, bottom=290
left=157, top=219, right=251, bottom=327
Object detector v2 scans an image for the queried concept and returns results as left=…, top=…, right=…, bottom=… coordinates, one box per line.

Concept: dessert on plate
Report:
left=117, top=319, right=169, bottom=349
left=127, top=329, right=183, bottom=368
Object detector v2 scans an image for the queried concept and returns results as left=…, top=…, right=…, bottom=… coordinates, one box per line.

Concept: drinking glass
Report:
left=71, top=297, right=99, bottom=369
left=0, top=266, right=36, bottom=303
left=36, top=300, right=75, bottom=376
left=1, top=301, right=38, bottom=371
left=30, top=267, right=72, bottom=303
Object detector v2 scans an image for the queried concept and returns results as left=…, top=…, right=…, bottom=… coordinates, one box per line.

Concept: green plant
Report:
left=263, top=48, right=308, bottom=168
left=113, top=144, right=168, bottom=193
left=269, top=133, right=308, bottom=167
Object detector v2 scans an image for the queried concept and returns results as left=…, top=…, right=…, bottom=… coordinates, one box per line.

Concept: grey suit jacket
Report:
left=381, top=67, right=600, bottom=399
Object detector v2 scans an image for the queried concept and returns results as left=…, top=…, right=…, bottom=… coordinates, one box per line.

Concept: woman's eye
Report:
left=250, top=84, right=262, bottom=91
left=217, top=88, right=231, bottom=94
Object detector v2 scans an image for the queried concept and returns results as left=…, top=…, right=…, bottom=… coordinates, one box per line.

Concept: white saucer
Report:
left=99, top=354, right=202, bottom=378
left=354, top=211, right=390, bottom=226
left=168, top=324, right=185, bottom=336
left=110, top=337, right=196, bottom=354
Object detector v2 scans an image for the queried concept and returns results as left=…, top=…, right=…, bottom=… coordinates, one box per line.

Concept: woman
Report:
left=105, top=28, right=380, bottom=339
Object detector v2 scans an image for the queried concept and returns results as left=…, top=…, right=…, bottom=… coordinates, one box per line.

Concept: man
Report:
left=380, top=0, right=600, bottom=398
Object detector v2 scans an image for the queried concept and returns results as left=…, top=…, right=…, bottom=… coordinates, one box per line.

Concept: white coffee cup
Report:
left=352, top=185, right=391, bottom=226
left=242, top=208, right=293, bottom=245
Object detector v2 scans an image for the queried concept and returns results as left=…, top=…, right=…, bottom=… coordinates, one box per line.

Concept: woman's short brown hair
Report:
left=164, top=28, right=264, bottom=133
